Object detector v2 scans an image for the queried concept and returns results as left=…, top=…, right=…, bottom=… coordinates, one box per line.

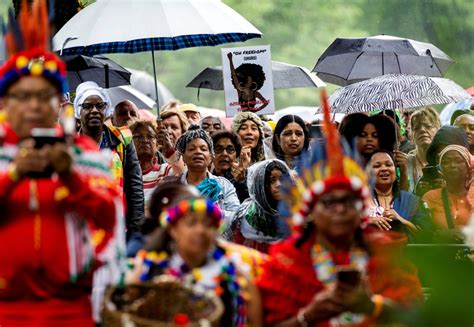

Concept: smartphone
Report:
left=31, top=128, right=64, bottom=149
left=28, top=128, right=64, bottom=178
left=336, top=267, right=361, bottom=286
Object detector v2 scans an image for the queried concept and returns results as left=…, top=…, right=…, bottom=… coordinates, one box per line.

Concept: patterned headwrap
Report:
left=231, top=111, right=265, bottom=162
left=283, top=89, right=370, bottom=226
left=0, top=0, right=68, bottom=96
left=73, top=81, right=113, bottom=119
left=176, top=124, right=214, bottom=155
left=439, top=144, right=471, bottom=169
left=159, top=198, right=222, bottom=228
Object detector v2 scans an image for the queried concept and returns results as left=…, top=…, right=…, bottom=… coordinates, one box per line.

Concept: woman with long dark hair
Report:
left=271, top=115, right=310, bottom=171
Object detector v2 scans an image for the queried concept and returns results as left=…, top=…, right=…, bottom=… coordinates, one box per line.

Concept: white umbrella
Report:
left=52, top=0, right=262, bottom=115
left=107, top=85, right=156, bottom=109
left=440, top=98, right=474, bottom=125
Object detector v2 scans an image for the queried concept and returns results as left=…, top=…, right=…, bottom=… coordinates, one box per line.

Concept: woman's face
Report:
left=311, top=189, right=362, bottom=242
left=269, top=168, right=283, bottom=201
left=80, top=95, right=107, bottom=131
left=133, top=125, right=158, bottom=163
left=4, top=76, right=59, bottom=139
left=162, top=114, right=183, bottom=146
left=370, top=152, right=396, bottom=189
left=183, top=138, right=212, bottom=171
left=277, top=122, right=305, bottom=156
left=412, top=116, right=439, bottom=148
left=213, top=137, right=237, bottom=173
left=440, top=151, right=470, bottom=185
left=357, top=123, right=379, bottom=156
left=238, top=120, right=260, bottom=149
left=170, top=212, right=217, bottom=263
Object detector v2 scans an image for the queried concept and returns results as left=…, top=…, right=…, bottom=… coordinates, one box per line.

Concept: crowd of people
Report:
left=0, top=1, right=473, bottom=326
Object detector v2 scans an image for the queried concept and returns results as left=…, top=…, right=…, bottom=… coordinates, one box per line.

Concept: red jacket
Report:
left=0, top=123, right=120, bottom=326
left=256, top=229, right=423, bottom=326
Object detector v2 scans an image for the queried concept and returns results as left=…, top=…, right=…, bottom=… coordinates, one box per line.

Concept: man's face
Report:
left=185, top=111, right=201, bottom=125
left=3, top=76, right=59, bottom=139
left=201, top=117, right=223, bottom=136
left=112, top=101, right=139, bottom=127
left=454, top=115, right=474, bottom=146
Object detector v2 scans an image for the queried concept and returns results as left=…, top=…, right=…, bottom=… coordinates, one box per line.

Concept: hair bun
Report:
left=188, top=124, right=202, bottom=131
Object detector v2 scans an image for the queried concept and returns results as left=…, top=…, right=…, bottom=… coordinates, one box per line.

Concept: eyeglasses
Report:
left=5, top=90, right=58, bottom=103
left=318, top=195, right=360, bottom=210
left=214, top=145, right=236, bottom=154
left=132, top=135, right=156, bottom=142
left=80, top=102, right=108, bottom=111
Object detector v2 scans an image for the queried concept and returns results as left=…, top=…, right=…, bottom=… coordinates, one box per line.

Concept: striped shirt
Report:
left=143, top=163, right=174, bottom=206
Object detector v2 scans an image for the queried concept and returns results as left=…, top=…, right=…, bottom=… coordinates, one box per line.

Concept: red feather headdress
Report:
left=0, top=0, right=67, bottom=95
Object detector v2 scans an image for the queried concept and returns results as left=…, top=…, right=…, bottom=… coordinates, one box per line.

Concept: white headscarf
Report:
left=73, top=81, right=112, bottom=119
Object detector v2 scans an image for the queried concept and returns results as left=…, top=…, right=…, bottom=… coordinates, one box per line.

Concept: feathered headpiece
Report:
left=0, top=0, right=67, bottom=96
left=286, top=89, right=370, bottom=226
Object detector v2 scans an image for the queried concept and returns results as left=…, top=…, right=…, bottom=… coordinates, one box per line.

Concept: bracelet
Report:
left=371, top=294, right=384, bottom=318
left=296, top=309, right=308, bottom=327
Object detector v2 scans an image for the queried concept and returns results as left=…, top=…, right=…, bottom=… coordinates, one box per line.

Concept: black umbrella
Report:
left=62, top=55, right=131, bottom=91
left=313, top=35, right=454, bottom=86
left=187, top=61, right=325, bottom=90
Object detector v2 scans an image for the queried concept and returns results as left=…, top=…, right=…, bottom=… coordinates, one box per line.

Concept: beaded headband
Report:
left=159, top=198, right=222, bottom=228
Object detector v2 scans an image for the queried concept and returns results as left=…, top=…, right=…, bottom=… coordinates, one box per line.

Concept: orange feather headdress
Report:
left=0, top=0, right=67, bottom=95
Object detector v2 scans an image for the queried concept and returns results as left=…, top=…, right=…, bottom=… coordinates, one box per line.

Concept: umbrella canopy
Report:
left=107, top=85, right=156, bottom=109
left=329, top=74, right=471, bottom=114
left=313, top=35, right=453, bottom=86
left=52, top=0, right=261, bottom=55
left=126, top=68, right=175, bottom=105
left=53, top=0, right=261, bottom=115
left=440, top=98, right=474, bottom=125
left=62, top=55, right=131, bottom=91
left=186, top=61, right=326, bottom=90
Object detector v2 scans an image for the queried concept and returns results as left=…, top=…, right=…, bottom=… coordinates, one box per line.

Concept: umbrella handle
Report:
left=152, top=49, right=161, bottom=119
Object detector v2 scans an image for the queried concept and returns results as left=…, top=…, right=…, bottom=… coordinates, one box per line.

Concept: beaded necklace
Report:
left=311, top=242, right=369, bottom=326
left=311, top=242, right=369, bottom=288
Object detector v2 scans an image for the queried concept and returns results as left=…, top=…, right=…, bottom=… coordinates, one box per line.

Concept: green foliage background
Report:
left=1, top=0, right=473, bottom=110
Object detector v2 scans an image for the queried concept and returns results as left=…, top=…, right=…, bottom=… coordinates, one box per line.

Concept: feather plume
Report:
left=320, top=88, right=344, bottom=177
left=5, top=0, right=50, bottom=55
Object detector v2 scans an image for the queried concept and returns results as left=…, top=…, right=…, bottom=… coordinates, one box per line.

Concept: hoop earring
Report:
left=251, top=82, right=258, bottom=91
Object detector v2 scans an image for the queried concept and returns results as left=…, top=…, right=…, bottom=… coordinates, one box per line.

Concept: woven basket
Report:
left=102, top=276, right=224, bottom=327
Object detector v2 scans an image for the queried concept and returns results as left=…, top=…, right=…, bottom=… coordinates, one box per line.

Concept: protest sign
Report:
left=221, top=45, right=274, bottom=117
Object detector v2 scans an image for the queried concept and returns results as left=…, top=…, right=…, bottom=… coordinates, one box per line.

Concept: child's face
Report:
left=269, top=168, right=283, bottom=201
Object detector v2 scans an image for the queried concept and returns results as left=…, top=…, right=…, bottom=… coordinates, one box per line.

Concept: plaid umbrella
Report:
left=186, top=60, right=325, bottom=91
left=62, top=55, right=131, bottom=90
left=328, top=74, right=471, bottom=114
left=313, top=35, right=453, bottom=86
left=52, top=0, right=262, bottom=116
